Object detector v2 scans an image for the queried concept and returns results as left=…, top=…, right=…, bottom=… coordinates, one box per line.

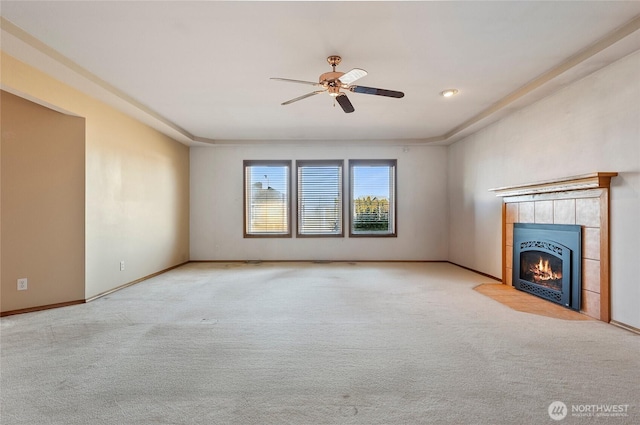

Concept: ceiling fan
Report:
left=271, top=55, right=404, bottom=113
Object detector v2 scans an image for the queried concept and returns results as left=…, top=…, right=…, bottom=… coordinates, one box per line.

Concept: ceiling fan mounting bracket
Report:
left=327, top=55, right=342, bottom=68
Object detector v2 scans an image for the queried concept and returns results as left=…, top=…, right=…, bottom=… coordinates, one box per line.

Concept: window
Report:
left=297, top=160, right=343, bottom=237
left=244, top=160, right=291, bottom=237
left=349, top=159, right=397, bottom=237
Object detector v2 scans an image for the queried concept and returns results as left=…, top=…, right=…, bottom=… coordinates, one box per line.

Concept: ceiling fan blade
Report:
left=281, top=90, right=325, bottom=106
left=271, top=78, right=322, bottom=87
left=338, top=68, right=367, bottom=85
left=350, top=85, right=405, bottom=98
left=336, top=94, right=355, bottom=113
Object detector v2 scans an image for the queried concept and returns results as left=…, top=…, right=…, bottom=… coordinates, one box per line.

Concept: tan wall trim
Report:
left=189, top=260, right=447, bottom=264
left=0, top=300, right=85, bottom=317
left=85, top=262, right=189, bottom=302
left=2, top=262, right=190, bottom=316
left=610, top=320, right=640, bottom=335
left=447, top=262, right=502, bottom=282
left=1, top=261, right=505, bottom=316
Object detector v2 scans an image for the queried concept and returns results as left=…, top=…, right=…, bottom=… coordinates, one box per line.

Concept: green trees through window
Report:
left=353, top=196, right=390, bottom=231
left=349, top=160, right=397, bottom=237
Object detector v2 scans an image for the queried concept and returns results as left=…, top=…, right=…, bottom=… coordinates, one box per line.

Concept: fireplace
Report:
left=513, top=223, right=582, bottom=311
left=491, top=173, right=617, bottom=321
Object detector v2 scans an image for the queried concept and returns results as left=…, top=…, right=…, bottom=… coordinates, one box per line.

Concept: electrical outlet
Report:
left=120, top=260, right=125, bottom=271
left=17, top=278, right=28, bottom=291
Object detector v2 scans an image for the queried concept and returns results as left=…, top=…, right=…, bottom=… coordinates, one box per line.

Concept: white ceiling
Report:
left=2, top=1, right=640, bottom=146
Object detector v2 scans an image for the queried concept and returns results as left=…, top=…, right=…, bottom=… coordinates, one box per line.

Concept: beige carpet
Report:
left=1, top=262, right=638, bottom=424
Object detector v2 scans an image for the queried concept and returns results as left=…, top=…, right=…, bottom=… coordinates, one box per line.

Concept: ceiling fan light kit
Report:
left=271, top=55, right=404, bottom=113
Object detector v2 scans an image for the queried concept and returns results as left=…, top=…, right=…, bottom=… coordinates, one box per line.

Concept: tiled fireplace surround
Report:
left=491, top=173, right=617, bottom=322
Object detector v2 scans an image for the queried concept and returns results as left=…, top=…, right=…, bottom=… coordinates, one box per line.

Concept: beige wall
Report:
left=190, top=144, right=449, bottom=261
left=1, top=52, right=190, bottom=302
left=447, top=50, right=640, bottom=329
left=1, top=90, right=85, bottom=312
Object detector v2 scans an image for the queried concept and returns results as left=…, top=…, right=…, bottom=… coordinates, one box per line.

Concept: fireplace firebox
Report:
left=513, top=223, right=582, bottom=311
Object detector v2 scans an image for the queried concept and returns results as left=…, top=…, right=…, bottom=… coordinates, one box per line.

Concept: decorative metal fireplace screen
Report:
left=513, top=223, right=582, bottom=311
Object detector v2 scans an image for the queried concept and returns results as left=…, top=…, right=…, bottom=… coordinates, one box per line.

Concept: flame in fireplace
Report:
left=529, top=257, right=562, bottom=282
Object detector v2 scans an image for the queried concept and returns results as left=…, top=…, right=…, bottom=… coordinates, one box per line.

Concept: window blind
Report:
left=297, top=161, right=343, bottom=236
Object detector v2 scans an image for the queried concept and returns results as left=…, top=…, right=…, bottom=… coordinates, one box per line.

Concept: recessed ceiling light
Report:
left=440, top=89, right=459, bottom=98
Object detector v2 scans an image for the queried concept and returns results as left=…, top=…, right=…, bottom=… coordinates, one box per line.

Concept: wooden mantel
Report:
left=489, top=172, right=618, bottom=197
left=490, top=172, right=618, bottom=322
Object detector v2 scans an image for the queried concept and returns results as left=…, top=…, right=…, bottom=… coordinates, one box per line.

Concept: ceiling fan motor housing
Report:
left=319, top=71, right=345, bottom=83
left=319, top=71, right=346, bottom=96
